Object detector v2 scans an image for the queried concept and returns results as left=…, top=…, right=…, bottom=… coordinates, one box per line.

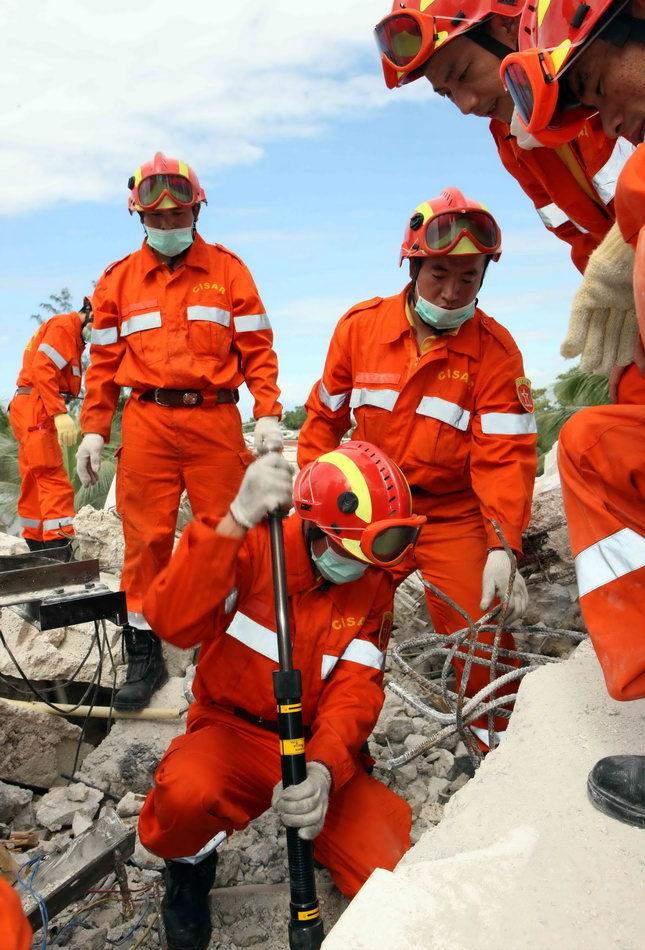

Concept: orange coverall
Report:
left=490, top=116, right=630, bottom=273
left=9, top=312, right=83, bottom=543
left=297, top=290, right=537, bottom=728
left=138, top=514, right=411, bottom=897
left=558, top=144, right=645, bottom=701
left=0, top=879, right=31, bottom=950
left=81, top=235, right=282, bottom=626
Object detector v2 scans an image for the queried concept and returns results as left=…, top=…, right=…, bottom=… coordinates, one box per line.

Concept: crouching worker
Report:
left=138, top=442, right=424, bottom=950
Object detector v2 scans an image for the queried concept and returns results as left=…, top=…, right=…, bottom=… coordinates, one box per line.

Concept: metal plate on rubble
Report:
left=0, top=558, right=100, bottom=604
left=38, top=586, right=127, bottom=630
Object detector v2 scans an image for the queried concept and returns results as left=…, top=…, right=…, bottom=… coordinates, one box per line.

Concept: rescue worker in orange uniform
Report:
left=76, top=153, right=283, bottom=712
left=138, top=442, right=423, bottom=950
left=9, top=301, right=92, bottom=559
left=506, top=2, right=645, bottom=827
left=0, top=878, right=32, bottom=950
left=298, top=190, right=538, bottom=745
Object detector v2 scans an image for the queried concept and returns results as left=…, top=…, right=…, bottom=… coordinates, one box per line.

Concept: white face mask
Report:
left=414, top=293, right=477, bottom=330
left=510, top=109, right=544, bottom=150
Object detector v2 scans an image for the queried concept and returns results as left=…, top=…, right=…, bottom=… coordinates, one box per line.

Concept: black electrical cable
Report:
left=0, top=627, right=99, bottom=696
left=68, top=619, right=106, bottom=780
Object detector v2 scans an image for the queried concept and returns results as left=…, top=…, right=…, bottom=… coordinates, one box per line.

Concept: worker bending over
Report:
left=298, top=189, right=537, bottom=745
left=76, top=153, right=283, bottom=712
left=138, top=443, right=423, bottom=949
left=9, top=300, right=92, bottom=559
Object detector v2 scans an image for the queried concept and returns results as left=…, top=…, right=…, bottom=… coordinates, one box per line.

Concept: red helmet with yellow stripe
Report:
left=400, top=187, right=502, bottom=265
left=294, top=441, right=426, bottom=567
left=128, top=152, right=207, bottom=215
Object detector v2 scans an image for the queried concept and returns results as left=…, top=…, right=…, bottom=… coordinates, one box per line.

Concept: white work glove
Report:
left=53, top=413, right=79, bottom=447
left=253, top=416, right=284, bottom=455
left=480, top=550, right=528, bottom=625
left=272, top=762, right=332, bottom=841
left=76, top=433, right=105, bottom=487
left=562, top=224, right=637, bottom=375
left=229, top=452, right=293, bottom=529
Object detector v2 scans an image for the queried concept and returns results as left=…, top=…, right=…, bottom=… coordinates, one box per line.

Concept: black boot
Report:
left=587, top=755, right=645, bottom=829
left=24, top=539, right=44, bottom=552
left=113, top=626, right=168, bottom=712
left=162, top=853, right=218, bottom=950
left=42, top=538, right=74, bottom=562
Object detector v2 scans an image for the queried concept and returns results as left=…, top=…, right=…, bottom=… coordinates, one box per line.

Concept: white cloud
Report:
left=1, top=0, right=432, bottom=215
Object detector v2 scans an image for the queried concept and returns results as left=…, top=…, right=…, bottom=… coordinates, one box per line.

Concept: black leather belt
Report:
left=233, top=707, right=312, bottom=738
left=139, top=387, right=239, bottom=408
left=15, top=387, right=73, bottom=404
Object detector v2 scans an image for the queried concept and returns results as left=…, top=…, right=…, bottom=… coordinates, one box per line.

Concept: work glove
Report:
left=480, top=550, right=528, bottom=625
left=272, top=762, right=332, bottom=841
left=53, top=413, right=79, bottom=448
left=76, top=433, right=105, bottom=487
left=253, top=416, right=284, bottom=455
left=562, top=224, right=637, bottom=375
left=229, top=452, right=293, bottom=529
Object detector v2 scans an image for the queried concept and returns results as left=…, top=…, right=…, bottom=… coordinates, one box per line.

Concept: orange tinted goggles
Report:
left=356, top=516, right=426, bottom=566
left=137, top=174, right=196, bottom=210
left=420, top=210, right=501, bottom=256
left=375, top=10, right=436, bottom=85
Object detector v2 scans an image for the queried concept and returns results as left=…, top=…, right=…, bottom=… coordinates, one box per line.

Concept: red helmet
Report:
left=128, top=152, right=207, bottom=215
left=375, top=0, right=523, bottom=89
left=293, top=441, right=426, bottom=567
left=400, top=188, right=502, bottom=265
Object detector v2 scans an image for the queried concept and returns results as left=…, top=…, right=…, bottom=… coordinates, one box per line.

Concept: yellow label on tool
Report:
left=280, top=737, right=305, bottom=755
left=279, top=703, right=302, bottom=714
left=298, top=907, right=320, bottom=921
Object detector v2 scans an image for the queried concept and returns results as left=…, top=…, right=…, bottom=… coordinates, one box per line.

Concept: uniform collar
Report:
left=140, top=231, right=211, bottom=277
left=384, top=284, right=481, bottom=359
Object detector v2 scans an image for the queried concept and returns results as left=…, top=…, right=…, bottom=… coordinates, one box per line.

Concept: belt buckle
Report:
left=153, top=389, right=164, bottom=406
left=183, top=391, right=200, bottom=407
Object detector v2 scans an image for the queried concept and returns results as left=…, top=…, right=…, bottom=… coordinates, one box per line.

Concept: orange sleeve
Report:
left=0, top=878, right=32, bottom=950
left=80, top=271, right=125, bottom=441
left=229, top=257, right=282, bottom=419
left=470, top=328, right=537, bottom=554
left=615, top=144, right=645, bottom=248
left=297, top=316, right=353, bottom=468
left=30, top=318, right=79, bottom=418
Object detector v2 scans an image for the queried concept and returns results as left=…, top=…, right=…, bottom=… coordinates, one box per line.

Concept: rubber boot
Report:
left=24, top=539, right=45, bottom=553
left=162, top=852, right=218, bottom=950
left=42, top=538, right=74, bottom=562
left=113, top=626, right=168, bottom=712
left=587, top=755, right=645, bottom=829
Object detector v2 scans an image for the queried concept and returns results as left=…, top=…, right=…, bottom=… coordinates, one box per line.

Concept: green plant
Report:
left=534, top=366, right=610, bottom=474
left=282, top=405, right=307, bottom=430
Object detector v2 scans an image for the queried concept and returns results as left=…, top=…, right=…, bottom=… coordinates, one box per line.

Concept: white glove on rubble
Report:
left=76, top=433, right=105, bottom=487
left=229, top=452, right=293, bottom=529
left=253, top=416, right=284, bottom=455
left=272, top=762, right=332, bottom=841
left=480, top=550, right=528, bottom=624
left=562, top=224, right=637, bottom=375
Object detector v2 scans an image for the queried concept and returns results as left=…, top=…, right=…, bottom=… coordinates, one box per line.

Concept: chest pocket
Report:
left=186, top=304, right=232, bottom=361
left=350, top=387, right=399, bottom=443
left=415, top=394, right=471, bottom=478
left=120, top=300, right=164, bottom=365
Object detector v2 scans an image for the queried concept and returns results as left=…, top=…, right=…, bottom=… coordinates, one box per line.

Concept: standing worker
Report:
left=298, top=189, right=538, bottom=745
left=9, top=300, right=92, bottom=559
left=76, top=153, right=283, bottom=711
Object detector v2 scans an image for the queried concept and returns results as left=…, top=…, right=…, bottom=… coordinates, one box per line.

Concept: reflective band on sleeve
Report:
left=19, top=516, right=41, bottom=528
left=350, top=388, right=398, bottom=411
left=319, top=381, right=349, bottom=412
left=417, top=396, right=470, bottom=431
left=225, top=612, right=279, bottom=663
left=121, top=312, right=162, bottom=336
left=480, top=413, right=538, bottom=435
left=592, top=141, right=634, bottom=205
left=234, top=313, right=271, bottom=333
left=575, top=528, right=645, bottom=598
left=536, top=203, right=569, bottom=229
left=91, top=326, right=118, bottom=345
left=72, top=365, right=81, bottom=377
left=187, top=305, right=230, bottom=327
left=321, top=639, right=385, bottom=679
left=38, top=343, right=67, bottom=370
left=43, top=516, right=74, bottom=531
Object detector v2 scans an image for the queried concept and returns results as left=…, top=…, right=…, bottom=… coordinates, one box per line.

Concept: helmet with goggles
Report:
left=400, top=188, right=502, bottom=266
left=501, top=0, right=645, bottom=145
left=374, top=0, right=523, bottom=90
left=128, top=152, right=207, bottom=215
left=293, top=441, right=426, bottom=568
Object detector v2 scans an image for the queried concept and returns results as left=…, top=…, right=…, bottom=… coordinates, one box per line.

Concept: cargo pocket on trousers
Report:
left=25, top=426, right=62, bottom=471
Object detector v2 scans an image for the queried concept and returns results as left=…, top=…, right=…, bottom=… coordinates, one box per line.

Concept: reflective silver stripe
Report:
left=234, top=313, right=271, bottom=333
left=187, top=305, right=230, bottom=327
left=321, top=655, right=339, bottom=679
left=575, top=528, right=645, bottom=598
left=91, top=326, right=118, bottom=345
left=121, top=312, right=162, bottom=336
left=339, top=638, right=385, bottom=671
left=350, top=388, right=398, bottom=411
left=43, top=516, right=74, bottom=531
left=536, top=203, right=569, bottom=229
left=38, top=343, right=67, bottom=370
left=319, top=381, right=349, bottom=413
left=19, top=516, right=41, bottom=528
left=129, top=611, right=152, bottom=631
left=480, top=413, right=537, bottom=435
left=592, top=141, right=634, bottom=205
left=225, top=612, right=278, bottom=663
left=72, top=365, right=81, bottom=377
left=175, top=831, right=227, bottom=864
left=417, top=396, right=470, bottom=431
left=224, top=588, right=238, bottom=614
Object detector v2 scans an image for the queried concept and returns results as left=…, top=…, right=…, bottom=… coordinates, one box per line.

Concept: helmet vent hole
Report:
left=338, top=492, right=359, bottom=514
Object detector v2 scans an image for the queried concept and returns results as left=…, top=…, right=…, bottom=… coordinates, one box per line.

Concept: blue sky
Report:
left=0, top=0, right=581, bottom=420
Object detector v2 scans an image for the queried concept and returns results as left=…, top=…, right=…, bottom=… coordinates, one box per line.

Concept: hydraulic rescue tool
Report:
left=268, top=510, right=325, bottom=950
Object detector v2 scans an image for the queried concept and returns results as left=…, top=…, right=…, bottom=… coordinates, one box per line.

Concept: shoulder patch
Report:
left=477, top=309, right=518, bottom=356
left=516, top=377, right=535, bottom=413
left=102, top=253, right=131, bottom=278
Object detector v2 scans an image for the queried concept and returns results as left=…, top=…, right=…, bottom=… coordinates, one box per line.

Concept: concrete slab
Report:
left=323, top=641, right=645, bottom=950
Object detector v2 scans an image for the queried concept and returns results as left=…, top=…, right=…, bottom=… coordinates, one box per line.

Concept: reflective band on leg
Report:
left=480, top=413, right=537, bottom=435
left=174, top=830, right=227, bottom=865
left=127, top=611, right=153, bottom=631
left=38, top=343, right=67, bottom=370
left=575, top=528, right=645, bottom=598
left=19, top=516, right=42, bottom=529
left=43, top=516, right=75, bottom=531
left=319, top=381, right=349, bottom=412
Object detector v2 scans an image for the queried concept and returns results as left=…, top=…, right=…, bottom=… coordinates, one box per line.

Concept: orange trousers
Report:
left=558, top=402, right=645, bottom=701
left=0, top=878, right=32, bottom=950
left=117, top=398, right=251, bottom=626
left=139, top=704, right=412, bottom=898
left=8, top=394, right=75, bottom=543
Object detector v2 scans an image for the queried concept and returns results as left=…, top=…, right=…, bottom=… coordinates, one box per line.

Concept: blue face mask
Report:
left=414, top=293, right=477, bottom=330
left=311, top=542, right=369, bottom=585
left=145, top=226, right=194, bottom=257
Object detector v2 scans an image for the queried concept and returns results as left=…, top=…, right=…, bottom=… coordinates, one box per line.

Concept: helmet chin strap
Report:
left=467, top=22, right=515, bottom=60
left=602, top=10, right=645, bottom=46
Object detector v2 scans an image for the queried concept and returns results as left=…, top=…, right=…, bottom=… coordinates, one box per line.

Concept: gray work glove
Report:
left=229, top=452, right=293, bottom=529
left=272, top=762, right=332, bottom=841
left=253, top=416, right=284, bottom=455
left=76, top=433, right=105, bottom=487
left=480, top=550, right=528, bottom=624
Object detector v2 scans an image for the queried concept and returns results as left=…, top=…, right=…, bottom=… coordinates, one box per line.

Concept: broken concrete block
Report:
left=0, top=700, right=86, bottom=788
left=116, top=792, right=145, bottom=819
left=386, top=717, right=411, bottom=744
left=419, top=802, right=444, bottom=826
left=0, top=781, right=33, bottom=823
left=426, top=748, right=455, bottom=779
left=35, top=783, right=102, bottom=832
left=424, top=775, right=450, bottom=804
left=72, top=812, right=93, bottom=837
left=73, top=506, right=125, bottom=574
left=0, top=533, right=29, bottom=556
